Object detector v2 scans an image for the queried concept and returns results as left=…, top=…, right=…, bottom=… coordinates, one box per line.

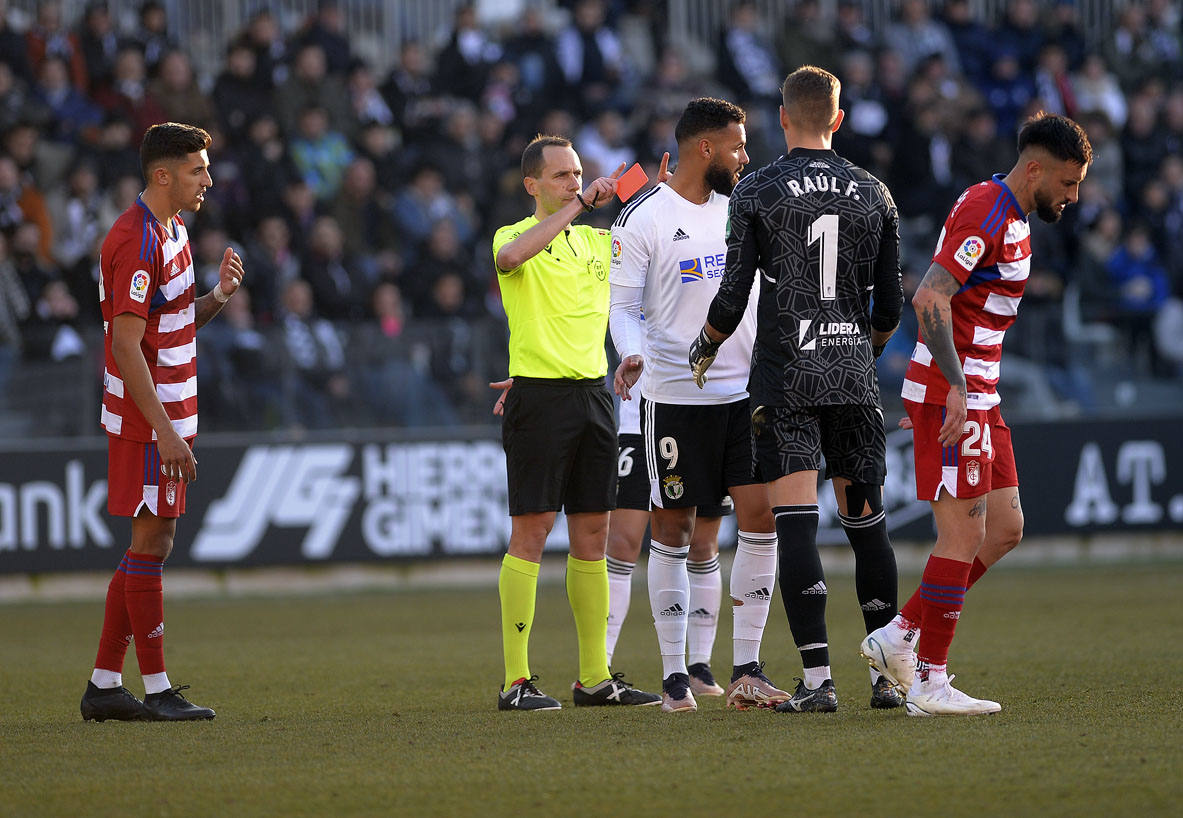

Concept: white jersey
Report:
left=610, top=183, right=757, bottom=405
left=618, top=390, right=641, bottom=435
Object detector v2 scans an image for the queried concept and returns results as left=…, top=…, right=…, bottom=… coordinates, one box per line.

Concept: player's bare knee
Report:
left=687, top=537, right=718, bottom=562
left=650, top=508, right=693, bottom=547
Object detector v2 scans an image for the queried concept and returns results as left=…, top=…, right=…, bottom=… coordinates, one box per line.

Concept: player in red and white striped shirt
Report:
left=81, top=123, right=245, bottom=723
left=861, top=113, right=1092, bottom=716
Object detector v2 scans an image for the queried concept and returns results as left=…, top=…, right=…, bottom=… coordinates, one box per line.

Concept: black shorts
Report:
left=641, top=397, right=760, bottom=510
left=617, top=433, right=732, bottom=517
left=752, top=404, right=887, bottom=484
left=502, top=377, right=617, bottom=515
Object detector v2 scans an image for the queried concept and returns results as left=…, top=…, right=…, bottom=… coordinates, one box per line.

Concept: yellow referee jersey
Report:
left=492, top=215, right=611, bottom=380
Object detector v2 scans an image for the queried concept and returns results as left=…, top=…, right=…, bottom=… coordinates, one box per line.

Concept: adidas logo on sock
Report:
left=744, top=587, right=770, bottom=601
left=802, top=582, right=827, bottom=595
left=861, top=599, right=890, bottom=611
left=147, top=622, right=164, bottom=639
left=943, top=610, right=961, bottom=620
left=660, top=603, right=685, bottom=616
left=689, top=607, right=712, bottom=618
left=672, top=227, right=690, bottom=241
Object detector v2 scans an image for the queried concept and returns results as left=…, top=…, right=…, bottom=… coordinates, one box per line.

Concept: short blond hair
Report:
left=781, top=66, right=840, bottom=134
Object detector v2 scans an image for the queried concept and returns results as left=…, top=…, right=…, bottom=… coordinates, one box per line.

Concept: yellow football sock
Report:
left=499, top=554, right=539, bottom=691
left=567, top=555, right=610, bottom=688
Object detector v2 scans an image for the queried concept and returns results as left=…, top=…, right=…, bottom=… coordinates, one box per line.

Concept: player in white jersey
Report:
left=606, top=390, right=730, bottom=698
left=610, top=97, right=785, bottom=713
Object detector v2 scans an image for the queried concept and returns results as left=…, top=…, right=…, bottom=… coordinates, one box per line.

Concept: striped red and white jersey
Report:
left=100, top=196, right=197, bottom=442
left=902, top=174, right=1030, bottom=410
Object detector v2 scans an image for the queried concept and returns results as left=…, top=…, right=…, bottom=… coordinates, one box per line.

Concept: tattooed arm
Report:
left=912, top=262, right=967, bottom=447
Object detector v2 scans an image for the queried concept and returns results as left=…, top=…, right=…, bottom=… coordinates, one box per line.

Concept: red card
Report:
left=616, top=163, right=649, bottom=202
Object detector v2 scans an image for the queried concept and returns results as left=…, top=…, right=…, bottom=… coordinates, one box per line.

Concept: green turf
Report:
left=1, top=561, right=1180, bottom=817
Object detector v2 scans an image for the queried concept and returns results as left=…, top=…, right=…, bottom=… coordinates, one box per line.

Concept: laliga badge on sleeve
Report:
left=616, top=163, right=649, bottom=203
left=129, top=270, right=150, bottom=303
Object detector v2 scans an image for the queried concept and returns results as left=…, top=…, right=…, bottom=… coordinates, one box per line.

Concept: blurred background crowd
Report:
left=0, top=0, right=1180, bottom=438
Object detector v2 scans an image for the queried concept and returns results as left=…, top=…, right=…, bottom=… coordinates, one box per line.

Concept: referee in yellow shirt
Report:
left=492, top=135, right=660, bottom=711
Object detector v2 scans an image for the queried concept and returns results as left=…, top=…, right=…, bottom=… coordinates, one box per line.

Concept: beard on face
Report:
left=1033, top=187, right=1063, bottom=223
left=705, top=160, right=738, bottom=196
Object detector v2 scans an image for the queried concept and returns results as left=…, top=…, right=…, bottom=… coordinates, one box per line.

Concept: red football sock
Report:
left=93, top=551, right=134, bottom=673
left=123, top=551, right=166, bottom=676
left=915, top=555, right=972, bottom=667
left=966, top=556, right=988, bottom=590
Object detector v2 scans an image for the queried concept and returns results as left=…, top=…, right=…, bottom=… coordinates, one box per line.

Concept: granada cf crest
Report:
left=965, top=460, right=980, bottom=487
left=165, top=480, right=177, bottom=506
left=662, top=475, right=684, bottom=500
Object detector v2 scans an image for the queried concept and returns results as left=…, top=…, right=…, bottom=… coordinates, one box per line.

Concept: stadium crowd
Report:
left=0, top=0, right=1180, bottom=435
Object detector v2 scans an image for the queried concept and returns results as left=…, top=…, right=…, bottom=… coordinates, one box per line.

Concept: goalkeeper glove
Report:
left=689, top=327, right=722, bottom=388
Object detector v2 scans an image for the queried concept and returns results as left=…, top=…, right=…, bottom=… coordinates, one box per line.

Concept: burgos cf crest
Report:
left=953, top=235, right=984, bottom=272
left=662, top=475, right=684, bottom=500
left=679, top=258, right=703, bottom=283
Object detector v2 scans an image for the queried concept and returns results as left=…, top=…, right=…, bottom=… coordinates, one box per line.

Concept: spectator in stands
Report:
left=941, top=0, right=992, bottom=86
left=278, top=277, right=350, bottom=429
left=405, top=217, right=482, bottom=318
left=0, top=0, right=33, bottom=83
left=301, top=214, right=371, bottom=321
left=234, top=7, right=287, bottom=88
left=380, top=40, right=441, bottom=144
left=391, top=165, right=473, bottom=250
left=289, top=103, right=354, bottom=201
left=997, top=0, right=1044, bottom=73
left=328, top=156, right=396, bottom=264
left=130, top=0, right=176, bottom=74
left=77, top=1, right=118, bottom=97
left=279, top=178, right=319, bottom=255
left=243, top=214, right=300, bottom=324
left=883, top=0, right=960, bottom=77
left=237, top=114, right=293, bottom=219
left=354, top=120, right=402, bottom=193
left=1045, top=0, right=1087, bottom=71
left=32, top=53, right=103, bottom=143
left=1107, top=222, right=1171, bottom=375
left=150, top=50, right=216, bottom=128
left=0, top=63, right=51, bottom=134
left=23, top=278, right=83, bottom=362
left=557, top=0, right=626, bottom=115
left=9, top=221, right=58, bottom=304
left=0, top=153, right=53, bottom=264
left=293, top=0, right=352, bottom=77
left=346, top=58, right=394, bottom=130
left=951, top=107, right=1011, bottom=191
left=1033, top=43, right=1078, bottom=119
left=96, top=172, right=139, bottom=235
left=89, top=114, right=141, bottom=187
left=715, top=0, right=781, bottom=108
left=94, top=44, right=166, bottom=140
left=502, top=6, right=565, bottom=125
left=47, top=158, right=102, bottom=268
left=778, top=0, right=836, bottom=75
left=576, top=109, right=634, bottom=180
left=1122, top=94, right=1168, bottom=212
left=353, top=280, right=459, bottom=427
left=1072, top=54, right=1127, bottom=130
left=835, top=0, right=875, bottom=55
left=434, top=3, right=502, bottom=103
left=274, top=43, right=352, bottom=138
left=213, top=42, right=271, bottom=148
left=63, top=227, right=101, bottom=324
left=196, top=284, right=285, bottom=429
left=832, top=50, right=891, bottom=179
left=0, top=231, right=30, bottom=395
left=25, top=0, right=88, bottom=91
left=889, top=102, right=956, bottom=225
left=978, top=47, right=1035, bottom=137
left=1163, top=87, right=1183, bottom=157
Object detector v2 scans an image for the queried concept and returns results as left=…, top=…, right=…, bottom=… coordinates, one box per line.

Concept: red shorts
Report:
left=904, top=401, right=1017, bottom=501
left=107, top=436, right=192, bottom=518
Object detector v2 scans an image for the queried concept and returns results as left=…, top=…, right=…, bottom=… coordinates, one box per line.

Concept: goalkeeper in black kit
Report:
left=690, top=66, right=905, bottom=712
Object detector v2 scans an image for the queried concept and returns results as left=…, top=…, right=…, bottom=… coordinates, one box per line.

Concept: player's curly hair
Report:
left=674, top=97, right=746, bottom=144
left=140, top=122, right=212, bottom=181
left=781, top=65, right=840, bottom=134
left=1017, top=112, right=1093, bottom=166
left=521, top=134, right=572, bottom=179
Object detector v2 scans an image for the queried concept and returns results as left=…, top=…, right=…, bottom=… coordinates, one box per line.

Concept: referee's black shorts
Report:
left=502, top=376, right=617, bottom=516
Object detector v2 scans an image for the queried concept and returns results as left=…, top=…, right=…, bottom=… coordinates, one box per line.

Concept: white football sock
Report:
left=686, top=556, right=721, bottom=667
left=90, top=669, right=122, bottom=689
left=804, top=665, right=831, bottom=690
left=648, top=540, right=690, bottom=678
left=142, top=671, right=172, bottom=695
left=731, top=530, right=777, bottom=666
left=605, top=556, right=635, bottom=666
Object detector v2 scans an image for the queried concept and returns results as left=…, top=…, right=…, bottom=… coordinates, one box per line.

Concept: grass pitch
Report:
left=1, top=561, right=1180, bottom=817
